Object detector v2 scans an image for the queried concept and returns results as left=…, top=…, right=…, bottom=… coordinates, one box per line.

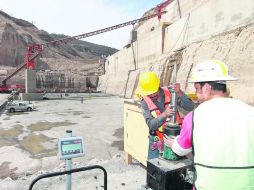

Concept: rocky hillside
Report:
left=0, top=10, right=118, bottom=91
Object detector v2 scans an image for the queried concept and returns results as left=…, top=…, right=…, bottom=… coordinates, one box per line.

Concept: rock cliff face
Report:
left=0, top=10, right=117, bottom=91
left=0, top=23, right=26, bottom=67
left=177, top=25, right=254, bottom=105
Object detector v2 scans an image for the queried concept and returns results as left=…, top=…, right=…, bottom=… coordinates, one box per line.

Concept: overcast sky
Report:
left=0, top=0, right=163, bottom=49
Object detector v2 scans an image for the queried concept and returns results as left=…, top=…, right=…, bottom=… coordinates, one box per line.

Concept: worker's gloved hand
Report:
left=161, top=107, right=175, bottom=119
left=169, top=83, right=183, bottom=97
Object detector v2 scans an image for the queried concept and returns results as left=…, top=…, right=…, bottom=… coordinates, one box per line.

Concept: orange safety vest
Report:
left=143, top=87, right=182, bottom=140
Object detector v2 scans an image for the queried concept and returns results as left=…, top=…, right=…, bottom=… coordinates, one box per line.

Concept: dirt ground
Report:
left=0, top=93, right=146, bottom=190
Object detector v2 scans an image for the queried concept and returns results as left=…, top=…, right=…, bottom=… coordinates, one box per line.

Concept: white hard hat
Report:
left=188, top=60, right=237, bottom=83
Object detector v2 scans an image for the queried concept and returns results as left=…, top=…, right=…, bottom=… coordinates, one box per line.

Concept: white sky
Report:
left=0, top=0, right=163, bottom=49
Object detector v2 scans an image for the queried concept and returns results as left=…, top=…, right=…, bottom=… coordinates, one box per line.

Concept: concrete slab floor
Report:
left=0, top=93, right=124, bottom=178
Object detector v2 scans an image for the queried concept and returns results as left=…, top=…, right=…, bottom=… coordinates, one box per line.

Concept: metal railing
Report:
left=28, top=165, right=107, bottom=190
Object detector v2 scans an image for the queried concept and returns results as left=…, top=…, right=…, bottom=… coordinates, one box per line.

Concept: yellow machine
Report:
left=186, top=93, right=198, bottom=102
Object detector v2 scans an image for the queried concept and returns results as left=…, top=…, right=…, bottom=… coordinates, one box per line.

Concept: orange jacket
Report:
left=143, top=87, right=182, bottom=140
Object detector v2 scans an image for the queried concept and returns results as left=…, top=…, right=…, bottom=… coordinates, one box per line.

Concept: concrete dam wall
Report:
left=36, top=71, right=98, bottom=93
left=98, top=0, right=254, bottom=105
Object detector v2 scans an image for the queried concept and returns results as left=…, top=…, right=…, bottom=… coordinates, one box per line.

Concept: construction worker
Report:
left=163, top=60, right=254, bottom=190
left=138, top=71, right=195, bottom=159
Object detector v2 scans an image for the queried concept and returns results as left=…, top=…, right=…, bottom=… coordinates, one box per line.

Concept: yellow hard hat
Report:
left=139, top=71, right=160, bottom=96
left=188, top=60, right=237, bottom=83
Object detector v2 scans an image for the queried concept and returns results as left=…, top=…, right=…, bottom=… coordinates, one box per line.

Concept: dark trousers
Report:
left=148, top=135, right=160, bottom=160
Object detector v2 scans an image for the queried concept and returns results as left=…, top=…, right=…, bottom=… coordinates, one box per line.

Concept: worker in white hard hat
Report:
left=163, top=60, right=254, bottom=190
left=138, top=71, right=195, bottom=159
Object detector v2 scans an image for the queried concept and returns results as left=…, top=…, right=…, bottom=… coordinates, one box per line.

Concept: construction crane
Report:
left=0, top=1, right=169, bottom=91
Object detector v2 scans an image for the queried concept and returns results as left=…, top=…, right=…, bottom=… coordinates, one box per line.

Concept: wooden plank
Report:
left=125, top=152, right=133, bottom=165
left=124, top=100, right=149, bottom=166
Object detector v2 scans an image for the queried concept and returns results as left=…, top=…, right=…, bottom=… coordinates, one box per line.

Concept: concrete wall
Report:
left=165, top=0, right=254, bottom=52
left=99, top=26, right=163, bottom=96
left=136, top=0, right=209, bottom=36
left=98, top=0, right=254, bottom=104
left=25, top=69, right=36, bottom=93
left=177, top=24, right=254, bottom=104
left=136, top=26, right=163, bottom=69
left=105, top=26, right=163, bottom=72
left=36, top=71, right=98, bottom=93
left=0, top=94, right=8, bottom=111
left=21, top=93, right=44, bottom=101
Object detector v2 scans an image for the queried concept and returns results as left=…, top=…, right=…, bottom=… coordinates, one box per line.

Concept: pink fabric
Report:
left=176, top=112, right=195, bottom=190
left=176, top=111, right=193, bottom=149
left=152, top=141, right=164, bottom=152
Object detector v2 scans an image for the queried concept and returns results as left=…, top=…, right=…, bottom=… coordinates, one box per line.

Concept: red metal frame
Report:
left=26, top=44, right=43, bottom=69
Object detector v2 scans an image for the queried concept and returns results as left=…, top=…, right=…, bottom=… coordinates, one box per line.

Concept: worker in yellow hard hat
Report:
left=138, top=71, right=195, bottom=159
left=163, top=60, right=254, bottom=190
